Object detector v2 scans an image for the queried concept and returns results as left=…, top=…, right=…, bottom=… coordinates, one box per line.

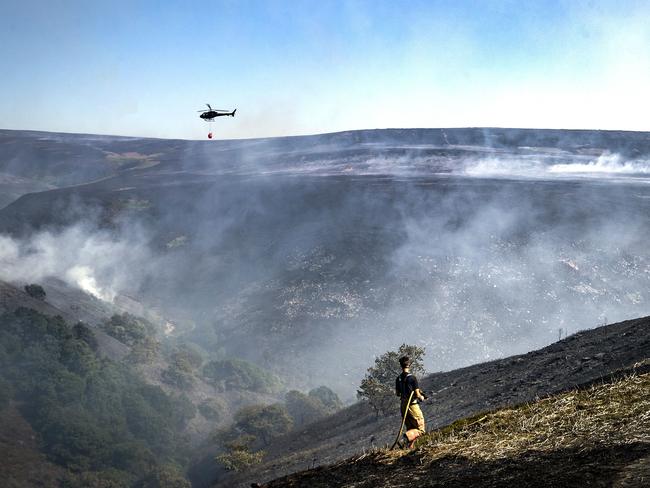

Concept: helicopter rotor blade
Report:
left=206, top=103, right=212, bottom=110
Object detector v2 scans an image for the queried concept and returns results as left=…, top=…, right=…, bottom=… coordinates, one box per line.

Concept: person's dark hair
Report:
left=399, top=355, right=411, bottom=369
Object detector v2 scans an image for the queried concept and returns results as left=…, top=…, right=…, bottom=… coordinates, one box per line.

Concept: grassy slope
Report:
left=262, top=369, right=650, bottom=487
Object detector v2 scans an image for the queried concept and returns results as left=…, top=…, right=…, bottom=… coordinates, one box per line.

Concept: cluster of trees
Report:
left=357, top=344, right=426, bottom=416
left=215, top=385, right=342, bottom=472
left=214, top=341, right=424, bottom=474
left=214, top=403, right=293, bottom=472
left=0, top=307, right=194, bottom=486
left=162, top=344, right=204, bottom=390
left=202, top=358, right=282, bottom=394
left=103, top=313, right=161, bottom=364
left=285, top=386, right=342, bottom=428
left=198, top=397, right=227, bottom=422
left=215, top=434, right=264, bottom=472
left=103, top=313, right=155, bottom=345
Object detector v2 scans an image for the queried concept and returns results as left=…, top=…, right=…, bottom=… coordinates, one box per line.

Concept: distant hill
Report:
left=2, top=126, right=650, bottom=216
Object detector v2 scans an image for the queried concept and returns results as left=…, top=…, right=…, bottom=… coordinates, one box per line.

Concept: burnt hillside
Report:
left=213, top=316, right=650, bottom=487
left=260, top=371, right=650, bottom=488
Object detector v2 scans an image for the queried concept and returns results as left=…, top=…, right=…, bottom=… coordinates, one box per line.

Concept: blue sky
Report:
left=1, top=0, right=649, bottom=139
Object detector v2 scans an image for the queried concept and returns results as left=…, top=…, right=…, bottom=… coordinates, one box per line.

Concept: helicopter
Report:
left=198, top=103, right=236, bottom=121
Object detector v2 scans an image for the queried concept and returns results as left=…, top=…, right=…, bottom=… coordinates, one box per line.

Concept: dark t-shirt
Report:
left=395, top=371, right=419, bottom=401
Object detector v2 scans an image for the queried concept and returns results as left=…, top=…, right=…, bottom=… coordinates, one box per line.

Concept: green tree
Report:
left=308, top=386, right=342, bottom=413
left=202, top=359, right=281, bottom=393
left=128, top=335, right=160, bottom=364
left=170, top=393, right=197, bottom=429
left=285, top=390, right=328, bottom=428
left=24, top=283, right=46, bottom=300
left=216, top=435, right=264, bottom=472
left=162, top=358, right=195, bottom=390
left=72, top=322, right=99, bottom=351
left=51, top=368, right=86, bottom=405
left=137, top=464, right=191, bottom=488
left=122, top=394, right=174, bottom=448
left=233, top=404, right=293, bottom=445
left=198, top=398, right=227, bottom=422
left=103, top=313, right=154, bottom=346
left=357, top=344, right=425, bottom=417
left=171, top=344, right=204, bottom=369
left=38, top=406, right=112, bottom=471
left=62, top=468, right=133, bottom=488
left=60, top=338, right=97, bottom=375
left=111, top=441, right=156, bottom=474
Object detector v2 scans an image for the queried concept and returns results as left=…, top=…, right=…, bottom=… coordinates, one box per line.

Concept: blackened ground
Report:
left=261, top=443, right=650, bottom=488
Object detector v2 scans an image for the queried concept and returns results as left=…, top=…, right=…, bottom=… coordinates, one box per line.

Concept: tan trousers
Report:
left=401, top=399, right=425, bottom=442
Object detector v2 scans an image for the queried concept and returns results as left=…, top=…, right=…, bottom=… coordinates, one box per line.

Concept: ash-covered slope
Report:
left=2, top=128, right=650, bottom=398
left=214, top=316, right=650, bottom=487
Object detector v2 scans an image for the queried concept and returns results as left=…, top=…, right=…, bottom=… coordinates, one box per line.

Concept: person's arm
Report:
left=395, top=377, right=401, bottom=397
left=412, top=376, right=425, bottom=401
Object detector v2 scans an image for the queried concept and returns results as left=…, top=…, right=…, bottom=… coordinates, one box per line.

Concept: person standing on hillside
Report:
left=395, top=355, right=426, bottom=448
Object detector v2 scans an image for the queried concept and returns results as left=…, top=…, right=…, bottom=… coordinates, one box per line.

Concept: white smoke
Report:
left=549, top=153, right=650, bottom=174
left=463, top=157, right=544, bottom=178
left=65, top=265, right=114, bottom=301
left=463, top=153, right=650, bottom=181
left=0, top=224, right=152, bottom=302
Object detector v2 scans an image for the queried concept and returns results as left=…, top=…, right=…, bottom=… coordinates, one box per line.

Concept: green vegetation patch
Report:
left=162, top=344, right=205, bottom=390
left=24, top=283, right=46, bottom=300
left=285, top=386, right=342, bottom=428
left=202, top=358, right=282, bottom=394
left=103, top=313, right=156, bottom=346
left=0, top=307, right=194, bottom=484
left=104, top=151, right=162, bottom=170
left=199, top=398, right=227, bottom=422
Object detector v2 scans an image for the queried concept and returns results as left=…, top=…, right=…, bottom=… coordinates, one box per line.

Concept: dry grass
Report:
left=412, top=371, right=650, bottom=463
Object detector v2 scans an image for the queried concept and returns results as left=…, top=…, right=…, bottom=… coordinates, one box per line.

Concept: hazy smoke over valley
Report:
left=1, top=128, right=650, bottom=399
